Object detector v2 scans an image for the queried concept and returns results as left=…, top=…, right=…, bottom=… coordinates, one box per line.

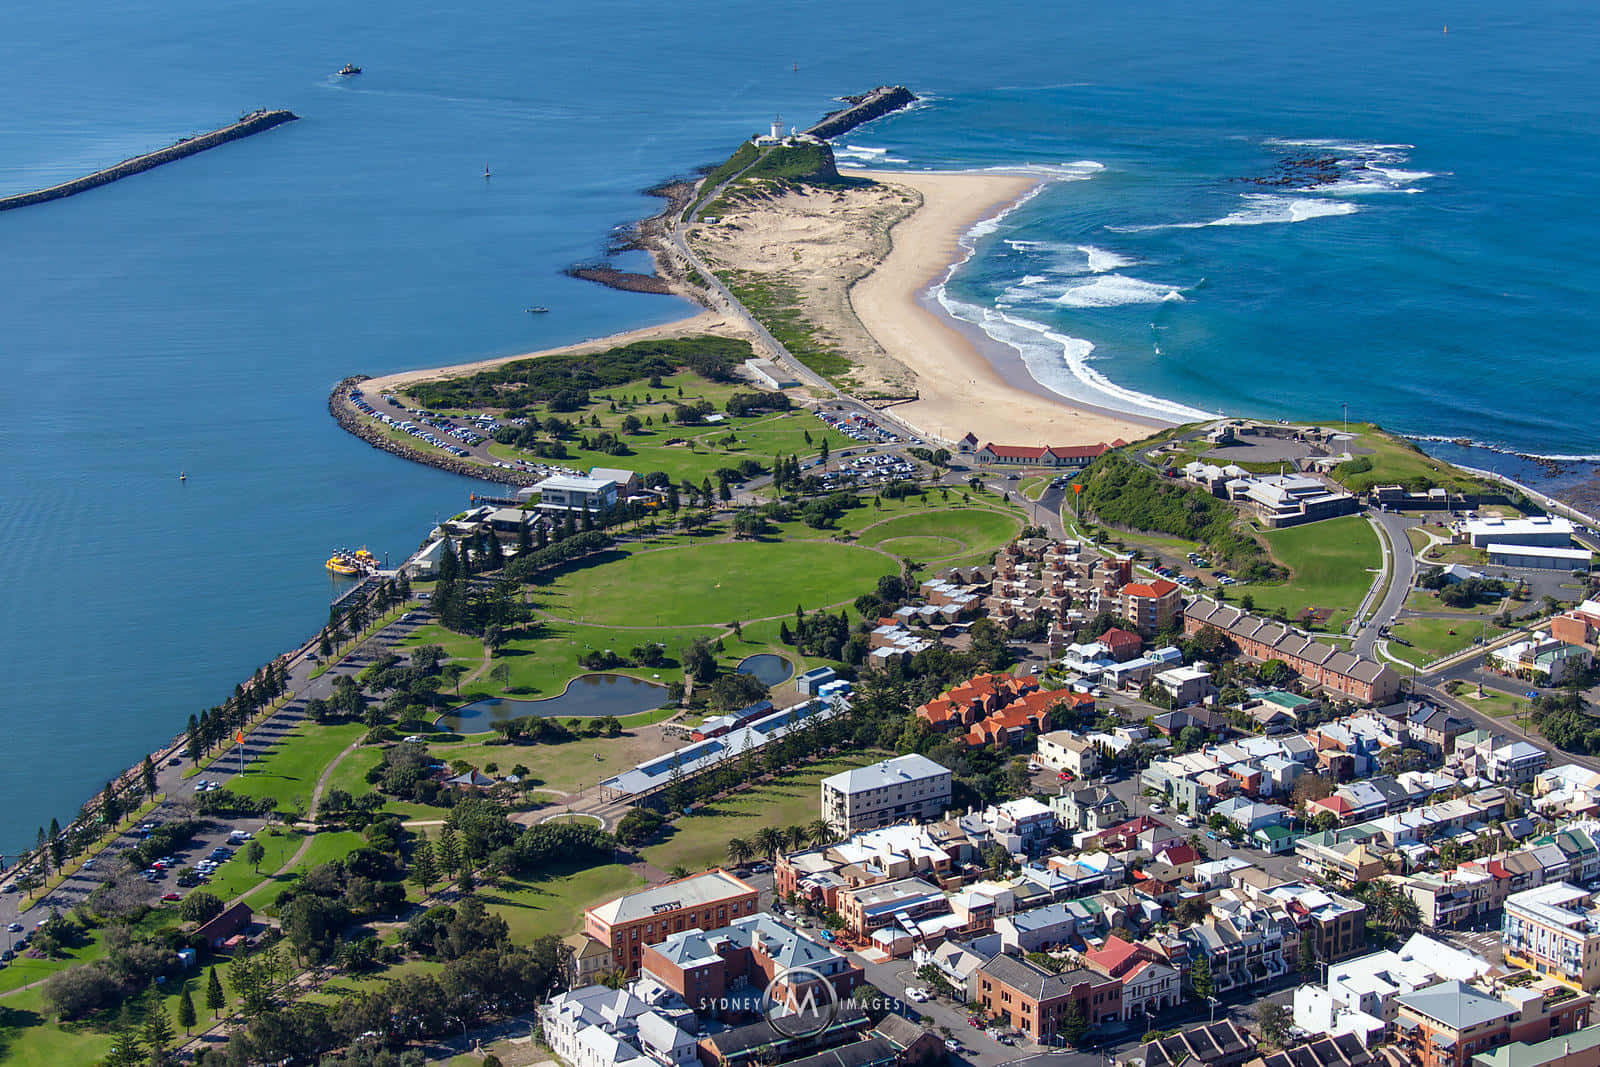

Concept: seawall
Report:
left=0, top=109, right=298, bottom=213
left=329, top=376, right=543, bottom=487
left=805, top=86, right=917, bottom=141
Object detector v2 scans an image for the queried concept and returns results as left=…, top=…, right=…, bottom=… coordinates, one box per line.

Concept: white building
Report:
left=533, top=474, right=619, bottom=514
left=1292, top=933, right=1488, bottom=1044
left=541, top=985, right=697, bottom=1067
left=1462, top=514, right=1575, bottom=549
left=820, top=754, right=952, bottom=834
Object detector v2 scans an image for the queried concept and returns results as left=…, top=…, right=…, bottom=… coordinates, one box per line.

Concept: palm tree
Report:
left=806, top=820, right=834, bottom=847
left=753, top=826, right=784, bottom=862
left=785, top=825, right=808, bottom=852
left=726, top=837, right=754, bottom=867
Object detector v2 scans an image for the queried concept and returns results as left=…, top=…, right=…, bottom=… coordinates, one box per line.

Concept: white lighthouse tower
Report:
left=770, top=115, right=784, bottom=142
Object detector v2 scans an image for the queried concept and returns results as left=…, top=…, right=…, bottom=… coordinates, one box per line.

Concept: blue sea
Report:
left=2, top=0, right=1598, bottom=855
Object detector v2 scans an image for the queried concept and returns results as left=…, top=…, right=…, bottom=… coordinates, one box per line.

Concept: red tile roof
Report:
left=1122, top=579, right=1180, bottom=599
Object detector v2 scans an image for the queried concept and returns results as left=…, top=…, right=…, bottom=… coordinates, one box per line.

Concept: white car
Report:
left=905, top=988, right=931, bottom=1003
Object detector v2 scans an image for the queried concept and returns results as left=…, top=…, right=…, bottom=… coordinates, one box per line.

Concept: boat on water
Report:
left=337, top=64, right=362, bottom=76
left=525, top=306, right=548, bottom=314
left=326, top=546, right=377, bottom=575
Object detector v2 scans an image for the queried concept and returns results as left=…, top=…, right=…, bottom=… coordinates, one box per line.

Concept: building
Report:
left=820, top=755, right=953, bottom=835
left=1036, top=731, right=1101, bottom=778
left=590, top=467, right=643, bottom=498
left=1462, top=516, right=1575, bottom=549
left=641, top=914, right=863, bottom=1020
left=974, top=955, right=1122, bottom=1040
left=743, top=358, right=799, bottom=390
left=1552, top=601, right=1600, bottom=651
left=1488, top=544, right=1592, bottom=570
left=1394, top=977, right=1591, bottom=1067
left=1121, top=579, right=1183, bottom=636
left=1472, top=1021, right=1600, bottom=1067
left=1156, top=664, right=1215, bottom=707
left=1245, top=1035, right=1373, bottom=1067
left=195, top=902, right=252, bottom=949
left=1052, top=785, right=1128, bottom=833
left=1081, top=934, right=1181, bottom=1019
left=1503, top=883, right=1600, bottom=992
left=533, top=474, right=619, bottom=514
left=1140, top=1020, right=1255, bottom=1067
left=836, top=877, right=952, bottom=946
left=1184, top=599, right=1401, bottom=703
left=972, top=442, right=1121, bottom=468
left=583, top=870, right=760, bottom=976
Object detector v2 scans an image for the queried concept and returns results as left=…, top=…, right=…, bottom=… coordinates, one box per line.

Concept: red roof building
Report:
left=1120, top=579, right=1183, bottom=636
left=1099, top=627, right=1144, bottom=662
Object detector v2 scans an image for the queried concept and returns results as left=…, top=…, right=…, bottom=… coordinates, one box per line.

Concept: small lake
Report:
left=736, top=654, right=793, bottom=686
left=440, top=673, right=669, bottom=731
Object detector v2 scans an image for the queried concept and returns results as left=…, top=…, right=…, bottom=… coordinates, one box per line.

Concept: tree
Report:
left=103, top=1027, right=145, bottom=1067
left=142, top=755, right=158, bottom=798
left=806, top=820, right=834, bottom=847
left=178, top=985, right=197, bottom=1036
left=753, top=826, right=784, bottom=861
left=1188, top=953, right=1213, bottom=1001
left=489, top=662, right=512, bottom=690
left=179, top=890, right=225, bottom=924
left=144, top=986, right=175, bottom=1065
left=410, top=840, right=437, bottom=893
left=726, top=838, right=755, bottom=867
left=206, top=965, right=226, bottom=1019
left=1255, top=1001, right=1291, bottom=1049
left=1056, top=999, right=1088, bottom=1047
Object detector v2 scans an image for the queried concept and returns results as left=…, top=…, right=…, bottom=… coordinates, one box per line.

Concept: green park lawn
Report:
left=640, top=753, right=881, bottom=872
left=202, top=828, right=305, bottom=902
left=1387, top=617, right=1505, bottom=669
left=222, top=722, right=366, bottom=816
left=1453, top=687, right=1532, bottom=719
left=1244, top=515, right=1380, bottom=632
left=856, top=508, right=1021, bottom=563
left=241, top=831, right=366, bottom=913
left=1330, top=423, right=1486, bottom=495
left=544, top=540, right=897, bottom=628
left=430, top=726, right=678, bottom=798
left=480, top=862, right=645, bottom=942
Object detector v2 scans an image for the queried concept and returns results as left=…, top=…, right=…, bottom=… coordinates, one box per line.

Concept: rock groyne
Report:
left=805, top=86, right=917, bottom=141
left=0, top=109, right=299, bottom=213
left=329, top=376, right=542, bottom=487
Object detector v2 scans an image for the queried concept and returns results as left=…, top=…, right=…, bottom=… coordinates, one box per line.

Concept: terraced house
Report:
left=1183, top=599, right=1401, bottom=703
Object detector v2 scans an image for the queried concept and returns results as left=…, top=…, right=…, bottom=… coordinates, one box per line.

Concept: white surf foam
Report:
left=935, top=295, right=1213, bottom=424
left=1115, top=194, right=1360, bottom=232
left=843, top=145, right=888, bottom=156
left=1079, top=245, right=1135, bottom=273
left=1055, top=274, right=1185, bottom=308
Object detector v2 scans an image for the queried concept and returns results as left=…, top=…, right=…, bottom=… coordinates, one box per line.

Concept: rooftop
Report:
left=587, top=869, right=755, bottom=926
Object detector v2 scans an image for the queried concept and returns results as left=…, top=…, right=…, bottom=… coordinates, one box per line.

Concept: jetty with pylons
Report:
left=0, top=109, right=299, bottom=214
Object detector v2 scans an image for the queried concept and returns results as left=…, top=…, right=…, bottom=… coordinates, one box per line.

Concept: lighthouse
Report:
left=770, top=115, right=784, bottom=142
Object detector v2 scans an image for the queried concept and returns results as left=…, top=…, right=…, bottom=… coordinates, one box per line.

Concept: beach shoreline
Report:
left=843, top=167, right=1166, bottom=445
left=357, top=165, right=1172, bottom=452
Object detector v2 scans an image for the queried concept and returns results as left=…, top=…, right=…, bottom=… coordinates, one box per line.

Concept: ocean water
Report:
left=2, top=0, right=1597, bottom=854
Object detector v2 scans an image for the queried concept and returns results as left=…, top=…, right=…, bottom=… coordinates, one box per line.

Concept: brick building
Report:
left=582, top=869, right=760, bottom=976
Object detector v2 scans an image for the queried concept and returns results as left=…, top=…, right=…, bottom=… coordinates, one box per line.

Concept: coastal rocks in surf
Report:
left=1235, top=155, right=1348, bottom=188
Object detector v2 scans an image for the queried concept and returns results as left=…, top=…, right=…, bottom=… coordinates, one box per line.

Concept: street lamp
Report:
left=1207, top=995, right=1219, bottom=1024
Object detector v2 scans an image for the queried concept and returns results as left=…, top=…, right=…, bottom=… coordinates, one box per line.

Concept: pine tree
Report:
left=410, top=840, right=437, bottom=892
left=178, top=986, right=196, bottom=1035
left=142, top=755, right=157, bottom=797
left=143, top=985, right=175, bottom=1064
left=103, top=1026, right=145, bottom=1067
left=437, top=826, right=461, bottom=879
left=186, top=716, right=201, bottom=765
left=205, top=965, right=225, bottom=1019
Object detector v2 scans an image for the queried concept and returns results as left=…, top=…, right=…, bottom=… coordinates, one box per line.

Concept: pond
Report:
left=439, top=673, right=669, bottom=731
left=736, top=653, right=793, bottom=687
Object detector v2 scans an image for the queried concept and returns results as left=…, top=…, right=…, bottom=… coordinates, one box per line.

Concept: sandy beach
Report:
left=844, top=168, right=1158, bottom=447
left=364, top=165, right=1161, bottom=453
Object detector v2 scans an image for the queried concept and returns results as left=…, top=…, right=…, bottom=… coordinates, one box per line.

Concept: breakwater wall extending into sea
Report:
left=0, top=109, right=298, bottom=213
left=805, top=86, right=917, bottom=140
left=329, top=376, right=542, bottom=487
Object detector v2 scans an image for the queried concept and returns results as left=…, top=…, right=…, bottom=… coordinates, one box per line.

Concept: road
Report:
left=1352, top=509, right=1419, bottom=657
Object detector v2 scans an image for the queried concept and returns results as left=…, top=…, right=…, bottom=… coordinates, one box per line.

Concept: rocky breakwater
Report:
left=0, top=109, right=298, bottom=213
left=328, top=376, right=544, bottom=487
left=805, top=86, right=917, bottom=140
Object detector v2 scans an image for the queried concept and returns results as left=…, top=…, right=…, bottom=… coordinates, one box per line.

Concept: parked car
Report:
left=161, top=893, right=181, bottom=903
left=944, top=1040, right=961, bottom=1053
